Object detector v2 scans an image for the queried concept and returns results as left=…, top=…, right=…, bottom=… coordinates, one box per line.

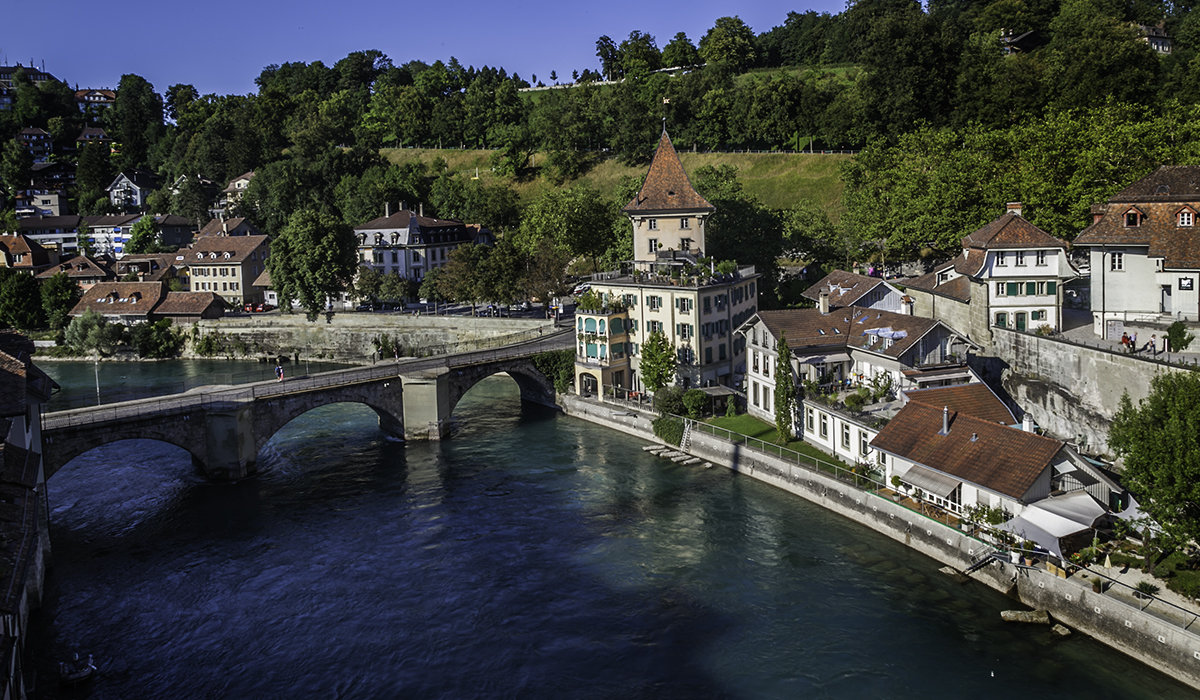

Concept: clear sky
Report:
left=4, top=1, right=846, bottom=96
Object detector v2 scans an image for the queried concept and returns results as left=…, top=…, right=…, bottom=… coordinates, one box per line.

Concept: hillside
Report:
left=381, top=148, right=850, bottom=219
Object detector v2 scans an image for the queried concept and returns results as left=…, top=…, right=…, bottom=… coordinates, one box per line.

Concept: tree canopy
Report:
left=267, top=209, right=358, bottom=321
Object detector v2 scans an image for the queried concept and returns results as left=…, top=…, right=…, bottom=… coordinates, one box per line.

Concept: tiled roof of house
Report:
left=153, top=291, right=224, bottom=316
left=185, top=234, right=268, bottom=264
left=75, top=127, right=111, bottom=142
left=870, top=402, right=1062, bottom=500
left=1075, top=167, right=1200, bottom=268
left=154, top=214, right=193, bottom=228
left=252, top=268, right=271, bottom=288
left=17, top=215, right=81, bottom=233
left=70, top=281, right=166, bottom=317
left=36, top=255, right=115, bottom=281
left=108, top=170, right=158, bottom=191
left=623, top=130, right=714, bottom=215
left=83, top=214, right=140, bottom=228
left=801, top=270, right=889, bottom=307
left=902, top=382, right=1015, bottom=425
left=355, top=210, right=465, bottom=231
left=905, top=260, right=972, bottom=302
left=115, top=253, right=178, bottom=281
left=754, top=308, right=944, bottom=360
left=197, top=217, right=258, bottom=237
left=0, top=234, right=51, bottom=270
left=18, top=127, right=49, bottom=137
left=961, top=213, right=1065, bottom=251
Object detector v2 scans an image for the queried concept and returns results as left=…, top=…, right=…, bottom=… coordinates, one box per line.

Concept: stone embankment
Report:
left=189, top=313, right=554, bottom=363
left=560, top=394, right=1200, bottom=692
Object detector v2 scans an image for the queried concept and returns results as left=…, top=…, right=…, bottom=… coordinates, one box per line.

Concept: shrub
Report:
left=682, top=388, right=707, bottom=419
left=532, top=349, right=574, bottom=393
left=1136, top=581, right=1161, bottom=597
left=1168, top=570, right=1200, bottom=599
left=652, top=415, right=684, bottom=445
left=130, top=319, right=184, bottom=358
left=653, top=385, right=685, bottom=416
left=1167, top=320, right=1195, bottom=353
left=725, top=396, right=737, bottom=417
left=844, top=391, right=866, bottom=412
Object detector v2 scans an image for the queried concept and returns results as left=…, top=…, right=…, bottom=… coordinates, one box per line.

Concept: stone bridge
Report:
left=42, top=332, right=571, bottom=481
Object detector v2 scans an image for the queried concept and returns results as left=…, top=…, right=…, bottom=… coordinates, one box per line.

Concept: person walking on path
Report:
left=1131, top=331, right=1138, bottom=353
left=1150, top=334, right=1158, bottom=355
left=275, top=364, right=284, bottom=382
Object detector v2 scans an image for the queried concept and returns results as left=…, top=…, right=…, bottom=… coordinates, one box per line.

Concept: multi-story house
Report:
left=37, top=255, right=115, bottom=290
left=1074, top=165, right=1200, bottom=338
left=574, top=130, right=759, bottom=394
left=83, top=214, right=141, bottom=257
left=197, top=217, right=260, bottom=238
left=106, top=171, right=158, bottom=212
left=0, top=64, right=57, bottom=111
left=353, top=207, right=492, bottom=283
left=0, top=234, right=53, bottom=275
left=74, top=89, right=116, bottom=111
left=184, top=235, right=269, bottom=307
left=905, top=203, right=1077, bottom=344
left=219, top=171, right=254, bottom=212
left=15, top=214, right=81, bottom=258
left=17, top=128, right=51, bottom=163
left=737, top=302, right=976, bottom=433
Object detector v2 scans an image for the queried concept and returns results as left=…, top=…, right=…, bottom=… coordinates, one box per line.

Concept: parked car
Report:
left=573, top=283, right=591, bottom=295
left=255, top=303, right=274, bottom=312
left=355, top=303, right=372, bottom=311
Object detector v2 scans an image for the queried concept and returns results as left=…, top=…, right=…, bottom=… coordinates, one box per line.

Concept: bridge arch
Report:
left=251, top=386, right=405, bottom=455
left=446, top=359, right=557, bottom=419
left=46, top=431, right=205, bottom=480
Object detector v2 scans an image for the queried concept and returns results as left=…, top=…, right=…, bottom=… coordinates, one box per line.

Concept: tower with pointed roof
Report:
left=623, top=130, right=714, bottom=269
left=572, top=130, right=760, bottom=395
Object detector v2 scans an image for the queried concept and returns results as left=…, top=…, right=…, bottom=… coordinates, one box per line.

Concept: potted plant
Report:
left=890, top=475, right=903, bottom=500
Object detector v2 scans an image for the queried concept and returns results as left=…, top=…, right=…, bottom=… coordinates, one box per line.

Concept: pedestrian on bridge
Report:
left=275, top=364, right=284, bottom=381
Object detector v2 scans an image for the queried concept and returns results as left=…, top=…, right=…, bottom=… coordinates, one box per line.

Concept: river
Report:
left=29, top=362, right=1194, bottom=698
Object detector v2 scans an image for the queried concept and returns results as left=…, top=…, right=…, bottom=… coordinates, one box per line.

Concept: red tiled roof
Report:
left=37, top=255, right=114, bottom=281
left=801, top=270, right=890, bottom=307
left=0, top=234, right=51, bottom=270
left=185, top=235, right=269, bottom=264
left=197, top=217, right=258, bottom=237
left=903, top=383, right=1015, bottom=425
left=355, top=210, right=465, bottom=231
left=871, top=402, right=1062, bottom=499
left=905, top=260, right=972, bottom=302
left=754, top=308, right=945, bottom=359
left=623, top=130, right=714, bottom=214
left=153, top=291, right=224, bottom=316
left=1075, top=169, right=1200, bottom=268
left=69, top=282, right=166, bottom=317
left=962, top=213, right=1066, bottom=251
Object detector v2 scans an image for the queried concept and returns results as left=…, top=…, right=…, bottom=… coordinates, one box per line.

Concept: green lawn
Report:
left=380, top=148, right=848, bottom=215
left=704, top=413, right=847, bottom=467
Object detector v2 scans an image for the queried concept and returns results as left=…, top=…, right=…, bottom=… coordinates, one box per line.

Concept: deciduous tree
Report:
left=774, top=333, right=796, bottom=441
left=640, top=330, right=675, bottom=393
left=268, top=209, right=358, bottom=321
left=40, top=272, right=79, bottom=330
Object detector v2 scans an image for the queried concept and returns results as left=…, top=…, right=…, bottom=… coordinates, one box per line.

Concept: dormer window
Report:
left=195, top=252, right=203, bottom=259
left=1179, top=209, right=1195, bottom=227
left=223, top=252, right=232, bottom=259
left=1125, top=209, right=1141, bottom=227
left=995, top=251, right=1006, bottom=266
left=209, top=252, right=217, bottom=259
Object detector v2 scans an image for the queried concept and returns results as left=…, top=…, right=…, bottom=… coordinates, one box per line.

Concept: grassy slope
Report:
left=381, top=148, right=850, bottom=218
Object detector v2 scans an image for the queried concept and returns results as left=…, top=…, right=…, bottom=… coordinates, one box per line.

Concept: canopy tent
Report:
left=862, top=327, right=908, bottom=339
left=800, top=353, right=851, bottom=365
left=995, top=491, right=1108, bottom=558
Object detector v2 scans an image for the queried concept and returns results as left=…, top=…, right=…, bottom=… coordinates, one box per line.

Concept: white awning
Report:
left=900, top=465, right=960, bottom=498
left=995, top=491, right=1108, bottom=558
left=799, top=352, right=851, bottom=365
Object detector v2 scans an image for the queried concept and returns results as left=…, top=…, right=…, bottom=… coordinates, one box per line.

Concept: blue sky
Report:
left=4, top=1, right=846, bottom=96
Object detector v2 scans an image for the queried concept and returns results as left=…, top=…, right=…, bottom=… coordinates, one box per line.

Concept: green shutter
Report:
left=1046, top=281, right=1057, bottom=295
left=1007, top=282, right=1019, bottom=296
left=1026, top=281, right=1037, bottom=295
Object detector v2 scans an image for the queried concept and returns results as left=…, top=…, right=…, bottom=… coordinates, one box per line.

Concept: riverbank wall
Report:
left=560, top=394, right=1200, bottom=691
left=188, top=314, right=554, bottom=363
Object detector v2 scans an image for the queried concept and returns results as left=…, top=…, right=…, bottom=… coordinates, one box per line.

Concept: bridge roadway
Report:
left=42, top=330, right=573, bottom=480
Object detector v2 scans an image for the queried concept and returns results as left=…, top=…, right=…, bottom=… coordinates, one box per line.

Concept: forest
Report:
left=4, top=0, right=1200, bottom=296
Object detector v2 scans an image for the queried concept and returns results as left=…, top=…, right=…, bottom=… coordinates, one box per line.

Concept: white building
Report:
left=1074, top=165, right=1200, bottom=338
left=353, top=208, right=491, bottom=283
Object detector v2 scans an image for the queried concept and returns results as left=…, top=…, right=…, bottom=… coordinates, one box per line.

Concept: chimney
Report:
left=385, top=202, right=391, bottom=217
left=1006, top=202, right=1023, bottom=216
left=940, top=406, right=950, bottom=435
left=1022, top=414, right=1035, bottom=432
left=900, top=295, right=913, bottom=315
left=818, top=290, right=830, bottom=315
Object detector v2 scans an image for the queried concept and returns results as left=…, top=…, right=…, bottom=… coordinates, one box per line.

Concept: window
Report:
left=806, top=408, right=815, bottom=432
left=1015, top=251, right=1026, bottom=266
left=1125, top=211, right=1140, bottom=227
left=1031, top=310, right=1046, bottom=321
left=1036, top=250, right=1047, bottom=266
left=676, top=297, right=693, bottom=313
left=1025, top=281, right=1037, bottom=295
left=648, top=219, right=658, bottom=230
left=1111, top=252, right=1124, bottom=271
left=819, top=414, right=828, bottom=439
left=719, top=344, right=726, bottom=361
left=1181, top=211, right=1195, bottom=227
left=649, top=296, right=662, bottom=310
left=648, top=238, right=658, bottom=254
left=860, top=432, right=869, bottom=456
left=995, top=312, right=1008, bottom=328
left=681, top=217, right=690, bottom=229
left=705, top=347, right=712, bottom=364
left=995, top=282, right=1006, bottom=297
left=995, top=251, right=1006, bottom=266
left=841, top=424, right=851, bottom=449
left=1006, top=281, right=1019, bottom=296
left=753, top=382, right=760, bottom=407
left=752, top=351, right=759, bottom=373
